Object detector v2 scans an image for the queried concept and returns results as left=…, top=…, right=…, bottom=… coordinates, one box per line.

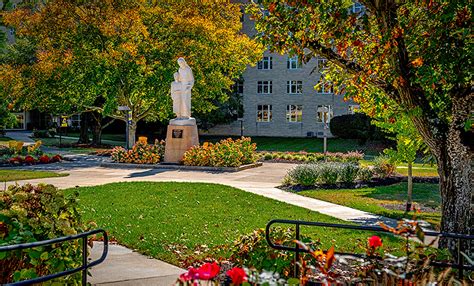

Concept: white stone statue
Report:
left=170, top=57, right=194, bottom=122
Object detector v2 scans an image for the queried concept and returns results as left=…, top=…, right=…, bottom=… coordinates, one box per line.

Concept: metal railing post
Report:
left=295, top=223, right=300, bottom=277
left=82, top=236, right=88, bottom=286
left=457, top=238, right=463, bottom=279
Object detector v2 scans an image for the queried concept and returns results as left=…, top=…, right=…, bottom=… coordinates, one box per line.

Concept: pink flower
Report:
left=227, top=267, right=247, bottom=285
left=368, top=235, right=383, bottom=248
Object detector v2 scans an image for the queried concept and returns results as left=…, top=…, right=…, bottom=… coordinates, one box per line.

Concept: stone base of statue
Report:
left=164, top=118, right=199, bottom=163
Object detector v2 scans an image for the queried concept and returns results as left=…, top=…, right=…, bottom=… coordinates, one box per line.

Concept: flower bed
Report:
left=260, top=151, right=364, bottom=163
left=183, top=137, right=257, bottom=167
left=177, top=220, right=466, bottom=285
left=0, top=141, right=63, bottom=166
left=111, top=137, right=164, bottom=164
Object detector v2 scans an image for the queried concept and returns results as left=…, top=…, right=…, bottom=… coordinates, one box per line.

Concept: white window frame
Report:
left=316, top=56, right=328, bottom=71
left=286, top=80, right=303, bottom=94
left=287, top=56, right=300, bottom=70
left=257, top=81, right=272, bottom=94
left=257, top=56, right=273, bottom=70
left=317, top=105, right=333, bottom=123
left=286, top=105, right=303, bottom=123
left=257, top=105, right=272, bottom=122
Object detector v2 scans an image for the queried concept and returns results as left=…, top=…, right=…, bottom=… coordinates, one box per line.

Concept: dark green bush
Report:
left=0, top=184, right=91, bottom=285
left=330, top=113, right=385, bottom=141
left=32, top=130, right=52, bottom=138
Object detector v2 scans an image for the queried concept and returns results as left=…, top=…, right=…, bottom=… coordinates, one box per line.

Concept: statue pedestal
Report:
left=164, top=118, right=199, bottom=163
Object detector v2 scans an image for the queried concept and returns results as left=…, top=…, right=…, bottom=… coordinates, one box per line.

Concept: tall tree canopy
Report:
left=1, top=0, right=263, bottom=145
left=248, top=0, right=473, bottom=240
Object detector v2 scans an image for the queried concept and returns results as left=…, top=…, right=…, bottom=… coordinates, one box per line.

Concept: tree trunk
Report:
left=92, top=124, right=102, bottom=146
left=77, top=112, right=90, bottom=144
left=435, top=95, right=473, bottom=251
left=406, top=162, right=413, bottom=212
left=90, top=111, right=102, bottom=146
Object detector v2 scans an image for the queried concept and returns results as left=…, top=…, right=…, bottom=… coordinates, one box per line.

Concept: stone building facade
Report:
left=204, top=1, right=360, bottom=137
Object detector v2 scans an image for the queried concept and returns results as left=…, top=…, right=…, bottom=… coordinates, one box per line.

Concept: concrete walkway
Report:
left=5, top=131, right=35, bottom=145
left=3, top=159, right=398, bottom=284
left=90, top=243, right=184, bottom=286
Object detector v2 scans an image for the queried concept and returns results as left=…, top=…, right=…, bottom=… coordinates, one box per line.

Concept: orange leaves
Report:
left=411, top=58, right=423, bottom=67
left=392, top=26, right=404, bottom=39
left=268, top=3, right=277, bottom=13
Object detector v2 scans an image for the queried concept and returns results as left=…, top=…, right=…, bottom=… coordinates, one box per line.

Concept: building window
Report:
left=70, top=114, right=81, bottom=128
left=233, top=79, right=244, bottom=94
left=257, top=56, right=273, bottom=70
left=287, top=81, right=303, bottom=94
left=317, top=105, right=333, bottom=123
left=257, top=105, right=272, bottom=122
left=348, top=105, right=360, bottom=114
left=287, top=56, right=300, bottom=70
left=286, top=105, right=303, bottom=122
left=316, top=57, right=328, bottom=70
left=257, top=81, right=272, bottom=94
left=316, top=77, right=332, bottom=94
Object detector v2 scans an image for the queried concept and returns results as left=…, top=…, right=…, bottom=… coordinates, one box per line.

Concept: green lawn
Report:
left=71, top=182, right=404, bottom=266
left=299, top=183, right=441, bottom=228
left=0, top=170, right=68, bottom=182
left=201, top=136, right=388, bottom=156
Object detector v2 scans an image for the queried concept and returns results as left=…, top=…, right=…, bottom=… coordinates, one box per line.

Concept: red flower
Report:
left=9, top=156, right=22, bottom=164
left=227, top=267, right=247, bottom=285
left=51, top=154, right=62, bottom=162
left=39, top=155, right=50, bottom=164
left=179, top=267, right=198, bottom=282
left=195, top=262, right=220, bottom=280
left=368, top=235, right=383, bottom=248
left=24, top=155, right=36, bottom=164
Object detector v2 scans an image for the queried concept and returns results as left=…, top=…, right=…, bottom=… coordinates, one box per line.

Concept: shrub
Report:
left=318, top=163, right=340, bottom=184
left=27, top=141, right=42, bottom=156
left=373, top=155, right=396, bottom=178
left=338, top=163, right=360, bottom=183
left=284, top=164, right=320, bottom=186
left=183, top=137, right=257, bottom=167
left=32, top=129, right=52, bottom=138
left=263, top=153, right=273, bottom=160
left=111, top=138, right=163, bottom=164
left=285, top=162, right=366, bottom=186
left=329, top=113, right=385, bottom=141
left=0, top=184, right=90, bottom=284
left=357, top=167, right=374, bottom=182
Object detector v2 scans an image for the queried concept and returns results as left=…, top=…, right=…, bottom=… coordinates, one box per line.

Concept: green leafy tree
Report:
left=373, top=111, right=425, bottom=212
left=248, top=0, right=473, bottom=241
left=2, top=0, right=263, bottom=146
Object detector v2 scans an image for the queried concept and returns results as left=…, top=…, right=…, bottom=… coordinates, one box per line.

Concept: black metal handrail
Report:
left=265, top=219, right=473, bottom=278
left=0, top=229, right=108, bottom=286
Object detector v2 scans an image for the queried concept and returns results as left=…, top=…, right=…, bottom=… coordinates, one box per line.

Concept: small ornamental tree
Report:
left=1, top=0, right=263, bottom=146
left=248, top=0, right=473, bottom=245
